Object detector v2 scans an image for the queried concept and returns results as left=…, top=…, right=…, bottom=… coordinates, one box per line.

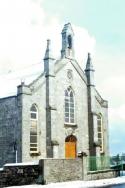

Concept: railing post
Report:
left=78, top=152, right=88, bottom=180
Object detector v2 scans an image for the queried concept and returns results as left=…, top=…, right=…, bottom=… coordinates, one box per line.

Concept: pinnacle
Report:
left=85, top=53, right=94, bottom=71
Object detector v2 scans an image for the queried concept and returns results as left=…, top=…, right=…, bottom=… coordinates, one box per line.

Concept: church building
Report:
left=0, top=23, right=109, bottom=167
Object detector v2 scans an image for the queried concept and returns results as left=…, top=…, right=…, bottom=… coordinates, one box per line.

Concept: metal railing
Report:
left=87, top=156, right=110, bottom=171
left=110, top=155, right=124, bottom=175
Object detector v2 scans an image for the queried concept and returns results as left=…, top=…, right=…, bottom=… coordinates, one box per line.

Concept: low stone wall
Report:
left=0, top=162, right=40, bottom=187
left=0, top=158, right=117, bottom=186
left=39, top=158, right=83, bottom=184
left=86, top=169, right=117, bottom=181
left=39, top=158, right=117, bottom=184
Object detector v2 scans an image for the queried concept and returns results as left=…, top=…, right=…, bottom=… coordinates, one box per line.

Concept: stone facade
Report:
left=0, top=23, right=109, bottom=168
left=0, top=96, right=22, bottom=166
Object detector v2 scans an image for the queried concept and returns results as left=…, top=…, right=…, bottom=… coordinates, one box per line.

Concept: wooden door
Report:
left=65, top=135, right=77, bottom=159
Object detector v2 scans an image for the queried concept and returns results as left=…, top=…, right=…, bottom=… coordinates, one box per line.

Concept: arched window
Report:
left=65, top=87, right=74, bottom=123
left=30, top=104, right=38, bottom=153
left=97, top=114, right=103, bottom=153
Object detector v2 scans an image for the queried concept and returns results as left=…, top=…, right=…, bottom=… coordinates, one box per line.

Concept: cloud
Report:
left=109, top=104, right=125, bottom=128
left=0, top=0, right=95, bottom=96
left=98, top=75, right=125, bottom=106
left=94, top=54, right=125, bottom=155
left=73, top=25, right=95, bottom=65
left=0, top=0, right=47, bottom=73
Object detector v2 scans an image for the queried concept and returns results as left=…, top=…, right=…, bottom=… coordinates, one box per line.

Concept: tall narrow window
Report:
left=30, top=104, right=38, bottom=153
left=68, top=35, right=72, bottom=49
left=65, top=88, right=74, bottom=123
left=97, top=114, right=103, bottom=153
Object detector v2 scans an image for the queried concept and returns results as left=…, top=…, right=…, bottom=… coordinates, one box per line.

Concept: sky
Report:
left=0, top=0, right=125, bottom=155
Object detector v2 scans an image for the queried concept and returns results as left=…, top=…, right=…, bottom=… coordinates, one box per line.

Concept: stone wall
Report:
left=39, top=158, right=117, bottom=183
left=0, top=163, right=40, bottom=187
left=0, top=158, right=117, bottom=186
left=20, top=78, right=47, bottom=162
left=40, top=158, right=83, bottom=184
left=0, top=96, right=20, bottom=167
left=0, top=159, right=83, bottom=186
left=86, top=169, right=117, bottom=181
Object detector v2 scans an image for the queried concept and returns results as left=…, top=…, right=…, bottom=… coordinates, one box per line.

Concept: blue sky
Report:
left=43, top=0, right=125, bottom=43
left=0, top=0, right=125, bottom=155
left=43, top=0, right=125, bottom=57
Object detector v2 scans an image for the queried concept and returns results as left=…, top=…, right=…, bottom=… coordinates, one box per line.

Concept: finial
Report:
left=61, top=23, right=74, bottom=35
left=85, top=52, right=95, bottom=86
left=85, top=52, right=94, bottom=71
left=88, top=52, right=91, bottom=59
left=44, top=39, right=54, bottom=60
left=47, top=39, right=51, bottom=49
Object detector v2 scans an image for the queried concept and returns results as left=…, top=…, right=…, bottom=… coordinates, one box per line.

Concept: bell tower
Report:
left=61, top=23, right=75, bottom=58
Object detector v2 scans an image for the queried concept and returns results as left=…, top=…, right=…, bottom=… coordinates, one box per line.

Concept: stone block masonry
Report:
left=0, top=162, right=40, bottom=187
left=40, top=158, right=83, bottom=184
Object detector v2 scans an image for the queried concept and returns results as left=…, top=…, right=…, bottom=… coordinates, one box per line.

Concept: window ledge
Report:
left=100, top=151, right=105, bottom=155
left=64, top=123, right=77, bottom=128
left=30, top=151, right=41, bottom=156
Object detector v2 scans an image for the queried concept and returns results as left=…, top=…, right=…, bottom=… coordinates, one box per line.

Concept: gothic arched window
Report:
left=30, top=104, right=38, bottom=153
left=65, top=88, right=74, bottom=123
left=97, top=114, right=103, bottom=153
